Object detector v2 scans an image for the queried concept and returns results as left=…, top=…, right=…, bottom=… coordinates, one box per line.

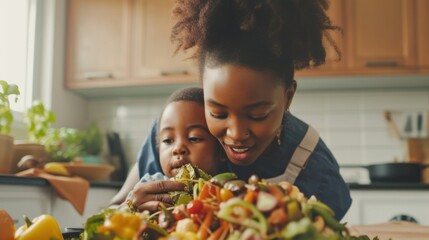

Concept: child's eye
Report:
left=162, top=138, right=173, bottom=145
left=210, top=112, right=227, bottom=119
left=189, top=137, right=203, bottom=143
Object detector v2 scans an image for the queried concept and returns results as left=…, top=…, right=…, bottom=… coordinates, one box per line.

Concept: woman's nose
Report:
left=226, top=120, right=250, bottom=142
left=172, top=141, right=188, bottom=156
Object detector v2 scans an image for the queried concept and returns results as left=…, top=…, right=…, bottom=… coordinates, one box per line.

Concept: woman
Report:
left=112, top=0, right=352, bottom=220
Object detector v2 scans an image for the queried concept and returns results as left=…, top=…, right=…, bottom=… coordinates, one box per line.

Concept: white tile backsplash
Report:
left=88, top=89, right=429, bottom=182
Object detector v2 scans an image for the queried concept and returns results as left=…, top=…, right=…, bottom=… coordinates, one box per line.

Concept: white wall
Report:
left=87, top=86, right=429, bottom=182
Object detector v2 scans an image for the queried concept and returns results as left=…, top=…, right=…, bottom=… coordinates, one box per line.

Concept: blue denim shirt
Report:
left=136, top=112, right=352, bottom=220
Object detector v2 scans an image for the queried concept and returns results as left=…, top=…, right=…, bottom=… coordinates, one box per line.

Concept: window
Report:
left=0, top=0, right=35, bottom=112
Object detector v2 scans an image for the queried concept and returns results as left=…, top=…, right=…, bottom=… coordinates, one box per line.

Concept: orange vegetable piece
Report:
left=0, top=208, right=15, bottom=240
left=198, top=182, right=218, bottom=201
left=196, top=210, right=214, bottom=239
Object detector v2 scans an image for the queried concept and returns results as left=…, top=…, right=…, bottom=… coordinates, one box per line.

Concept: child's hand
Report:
left=127, top=180, right=185, bottom=213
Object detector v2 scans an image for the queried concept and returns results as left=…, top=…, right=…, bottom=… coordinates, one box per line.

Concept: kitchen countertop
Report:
left=0, top=174, right=123, bottom=189
left=1, top=174, right=429, bottom=190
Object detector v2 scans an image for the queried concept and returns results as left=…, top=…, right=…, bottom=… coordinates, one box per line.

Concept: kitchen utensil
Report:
left=365, top=163, right=429, bottom=183
left=383, top=111, right=402, bottom=139
left=404, top=114, right=413, bottom=138
left=417, top=112, right=423, bottom=137
left=106, top=132, right=128, bottom=182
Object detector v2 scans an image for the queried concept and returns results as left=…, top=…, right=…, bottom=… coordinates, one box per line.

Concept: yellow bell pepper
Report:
left=98, top=211, right=143, bottom=239
left=15, top=215, right=64, bottom=240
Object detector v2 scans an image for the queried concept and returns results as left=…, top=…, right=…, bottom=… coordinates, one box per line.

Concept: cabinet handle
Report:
left=160, top=70, right=189, bottom=76
left=84, top=72, right=113, bottom=79
left=365, top=60, right=399, bottom=68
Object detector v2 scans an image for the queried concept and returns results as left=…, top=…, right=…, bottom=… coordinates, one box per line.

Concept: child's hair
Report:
left=166, top=86, right=204, bottom=105
left=171, top=0, right=339, bottom=87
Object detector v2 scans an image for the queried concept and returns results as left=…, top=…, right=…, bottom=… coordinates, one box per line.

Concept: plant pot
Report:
left=12, top=141, right=47, bottom=173
left=0, top=134, right=14, bottom=173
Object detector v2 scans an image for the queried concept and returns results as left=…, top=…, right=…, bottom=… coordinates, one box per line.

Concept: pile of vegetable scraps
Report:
left=81, top=164, right=378, bottom=240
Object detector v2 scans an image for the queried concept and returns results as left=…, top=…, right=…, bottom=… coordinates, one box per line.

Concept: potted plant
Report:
left=43, top=127, right=84, bottom=162
left=80, top=122, right=103, bottom=163
left=12, top=100, right=56, bottom=173
left=0, top=80, right=20, bottom=173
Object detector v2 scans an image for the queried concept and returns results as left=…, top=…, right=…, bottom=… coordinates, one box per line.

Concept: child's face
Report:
left=159, top=101, right=221, bottom=178
left=203, top=64, right=295, bottom=166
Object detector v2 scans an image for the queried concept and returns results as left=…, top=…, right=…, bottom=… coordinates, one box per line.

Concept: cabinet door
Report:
left=295, top=0, right=347, bottom=77
left=51, top=188, right=118, bottom=229
left=345, top=0, right=416, bottom=68
left=323, top=0, right=347, bottom=70
left=349, top=190, right=429, bottom=225
left=0, top=185, right=52, bottom=227
left=132, top=0, right=198, bottom=83
left=66, top=0, right=132, bottom=88
left=416, top=0, right=429, bottom=69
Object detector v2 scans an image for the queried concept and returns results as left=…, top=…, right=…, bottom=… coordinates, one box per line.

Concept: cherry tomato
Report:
left=220, top=188, right=234, bottom=202
left=186, top=199, right=204, bottom=214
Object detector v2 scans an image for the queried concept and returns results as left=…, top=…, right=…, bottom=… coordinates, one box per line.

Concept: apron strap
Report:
left=267, top=125, right=320, bottom=184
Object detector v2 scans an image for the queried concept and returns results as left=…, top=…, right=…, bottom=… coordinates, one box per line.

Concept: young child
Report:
left=121, top=87, right=226, bottom=209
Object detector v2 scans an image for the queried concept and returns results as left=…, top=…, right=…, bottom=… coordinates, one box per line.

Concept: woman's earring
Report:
left=276, top=125, right=283, bottom=146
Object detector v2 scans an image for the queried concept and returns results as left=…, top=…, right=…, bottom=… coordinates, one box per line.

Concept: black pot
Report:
left=366, top=163, right=429, bottom=183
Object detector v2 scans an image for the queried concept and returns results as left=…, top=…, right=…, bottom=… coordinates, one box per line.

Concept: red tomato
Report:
left=186, top=199, right=204, bottom=214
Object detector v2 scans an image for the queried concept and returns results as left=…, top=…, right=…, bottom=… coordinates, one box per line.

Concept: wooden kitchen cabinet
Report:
left=66, top=0, right=132, bottom=87
left=344, top=0, right=416, bottom=69
left=296, top=0, right=347, bottom=77
left=416, top=0, right=429, bottom=70
left=65, top=0, right=197, bottom=90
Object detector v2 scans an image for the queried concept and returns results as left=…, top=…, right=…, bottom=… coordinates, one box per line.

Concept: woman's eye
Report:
left=189, top=137, right=203, bottom=143
left=210, top=112, right=227, bottom=119
left=162, top=138, right=173, bottom=145
left=249, top=114, right=268, bottom=121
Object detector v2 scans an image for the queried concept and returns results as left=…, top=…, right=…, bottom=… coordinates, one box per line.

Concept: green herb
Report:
left=42, top=128, right=84, bottom=162
left=169, top=163, right=211, bottom=205
left=25, top=100, right=56, bottom=143
left=81, top=122, right=103, bottom=155
left=0, top=80, right=20, bottom=135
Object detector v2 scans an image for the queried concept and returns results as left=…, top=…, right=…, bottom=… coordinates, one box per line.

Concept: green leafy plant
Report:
left=0, top=80, right=20, bottom=135
left=43, top=127, right=84, bottom=162
left=82, top=122, right=103, bottom=155
left=25, top=100, right=56, bottom=143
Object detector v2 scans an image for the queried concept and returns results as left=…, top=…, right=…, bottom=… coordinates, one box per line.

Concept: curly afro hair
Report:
left=171, top=0, right=339, bottom=86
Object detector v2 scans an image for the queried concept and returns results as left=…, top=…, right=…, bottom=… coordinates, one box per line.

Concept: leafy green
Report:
left=82, top=208, right=115, bottom=240
left=169, top=163, right=212, bottom=205
left=81, top=122, right=103, bottom=155
left=0, top=80, right=20, bottom=135
left=42, top=128, right=84, bottom=162
left=25, top=100, right=56, bottom=143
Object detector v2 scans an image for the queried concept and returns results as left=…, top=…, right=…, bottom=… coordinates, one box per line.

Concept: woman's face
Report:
left=203, top=64, right=295, bottom=166
left=159, top=101, right=221, bottom=177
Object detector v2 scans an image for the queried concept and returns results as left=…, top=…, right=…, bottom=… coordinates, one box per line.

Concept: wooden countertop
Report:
left=350, top=221, right=429, bottom=240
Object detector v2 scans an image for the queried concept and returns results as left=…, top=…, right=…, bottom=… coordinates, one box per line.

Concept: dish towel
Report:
left=16, top=168, right=90, bottom=215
